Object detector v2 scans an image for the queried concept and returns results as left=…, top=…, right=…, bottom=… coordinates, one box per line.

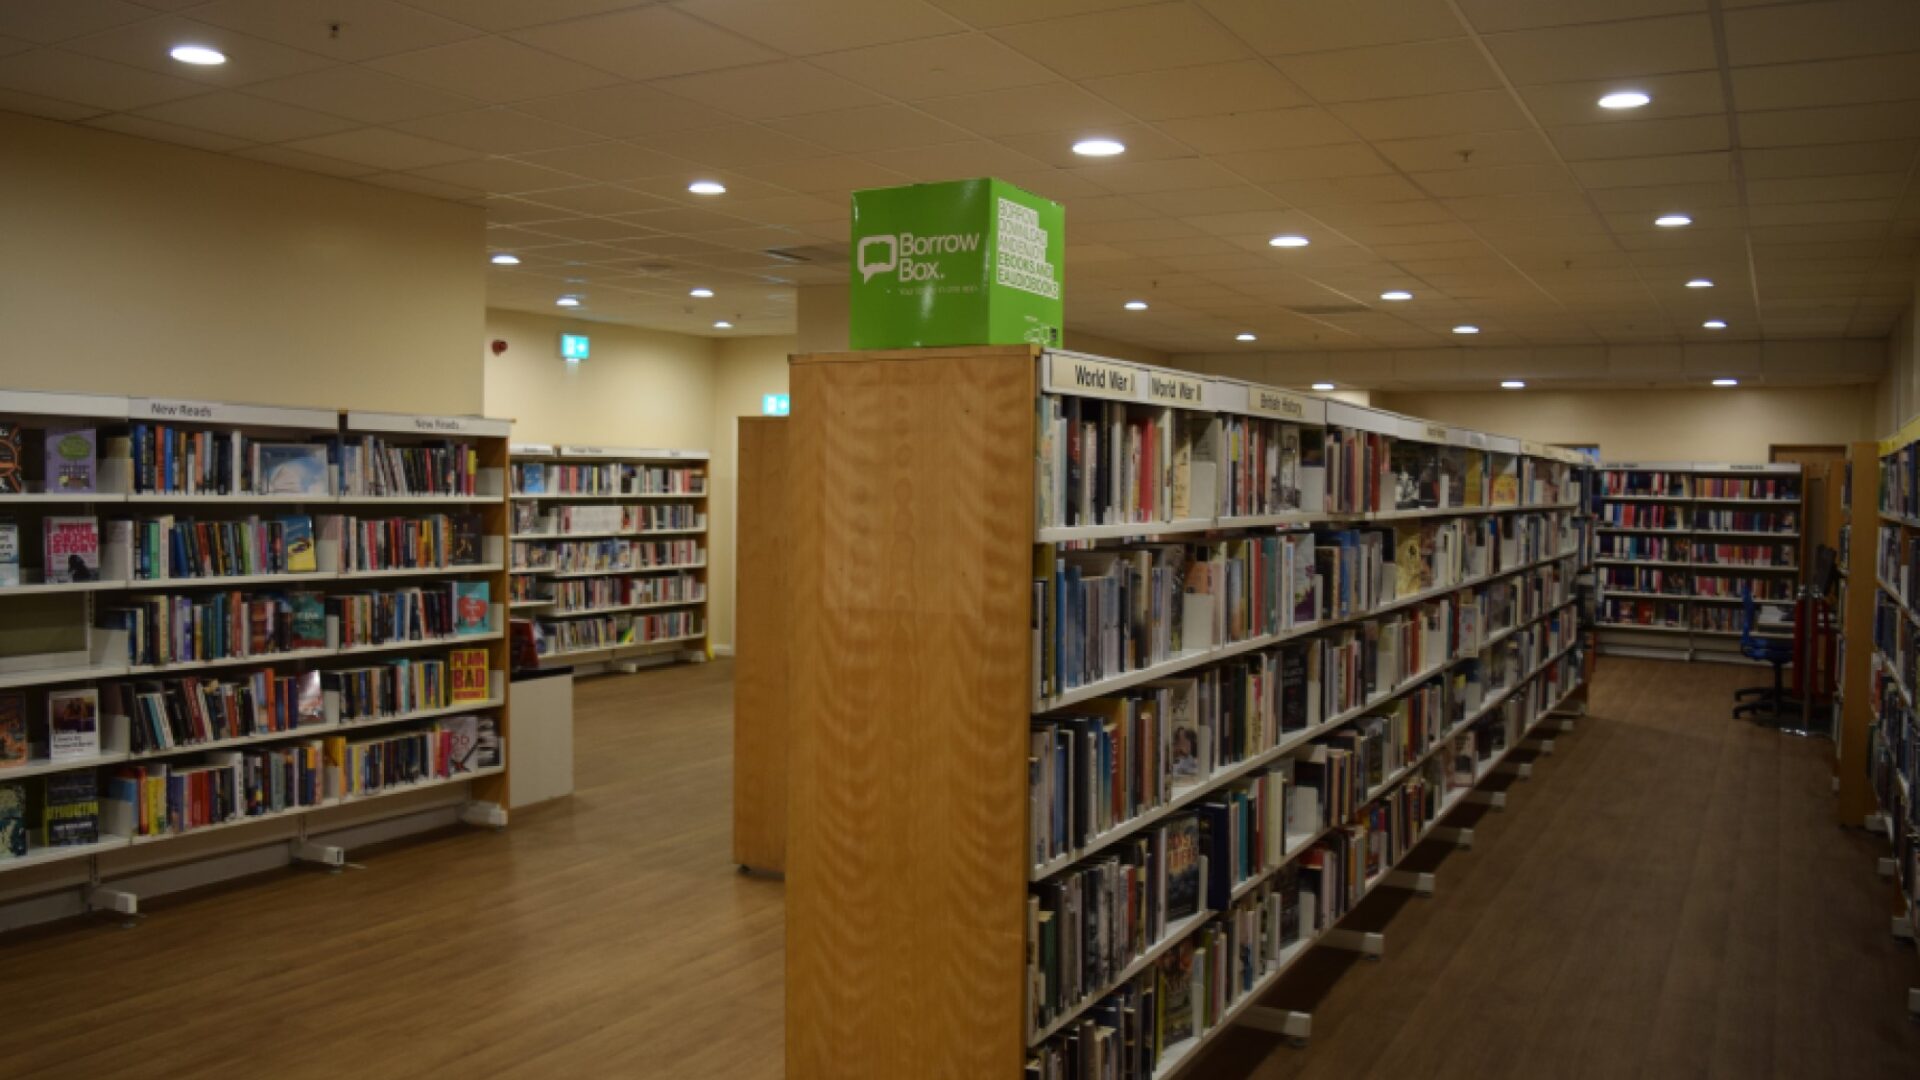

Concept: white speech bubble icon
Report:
left=857, top=234, right=897, bottom=283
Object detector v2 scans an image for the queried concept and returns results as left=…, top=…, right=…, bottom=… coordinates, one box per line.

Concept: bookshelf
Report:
left=733, top=417, right=788, bottom=873
left=508, top=444, right=709, bottom=672
left=0, top=391, right=513, bottom=918
left=1836, top=443, right=1877, bottom=826
left=1595, top=461, right=1804, bottom=663
left=1863, top=425, right=1920, bottom=1016
left=784, top=346, right=1593, bottom=1079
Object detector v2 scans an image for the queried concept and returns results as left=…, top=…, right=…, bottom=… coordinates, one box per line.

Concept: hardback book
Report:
left=450, top=647, right=490, bottom=703
left=452, top=580, right=491, bottom=636
left=0, top=424, right=22, bottom=494
left=38, top=771, right=97, bottom=847
left=296, top=669, right=323, bottom=725
left=1159, top=676, right=1203, bottom=785
left=1163, top=814, right=1202, bottom=921
left=0, top=517, right=17, bottom=587
left=281, top=515, right=318, bottom=573
left=43, top=516, right=98, bottom=583
left=0, top=692, right=25, bottom=767
left=475, top=715, right=501, bottom=768
left=289, top=591, right=328, bottom=650
left=1157, top=941, right=1196, bottom=1046
left=254, top=443, right=331, bottom=497
left=43, top=427, right=96, bottom=493
left=449, top=512, right=485, bottom=565
left=443, top=714, right=480, bottom=773
left=0, top=782, right=24, bottom=858
left=48, top=688, right=99, bottom=761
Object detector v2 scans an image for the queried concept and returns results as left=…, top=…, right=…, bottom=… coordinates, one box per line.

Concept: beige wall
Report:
left=1880, top=297, right=1919, bottom=435
left=708, top=336, right=795, bottom=652
left=0, top=112, right=484, bottom=413
left=1374, top=386, right=1877, bottom=462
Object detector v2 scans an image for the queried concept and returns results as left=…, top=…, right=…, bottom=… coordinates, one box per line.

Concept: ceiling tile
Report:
left=187, top=0, right=481, bottom=61
left=1443, top=191, right=1598, bottom=221
left=1220, top=143, right=1396, bottom=183
left=1747, top=200, right=1898, bottom=227
left=750, top=154, right=915, bottom=194
left=642, top=122, right=834, bottom=168
left=863, top=138, right=1051, bottom=179
left=280, top=126, right=475, bottom=169
left=1740, top=102, right=1920, bottom=148
left=1747, top=173, right=1910, bottom=204
left=357, top=169, right=479, bottom=201
left=1725, top=0, right=1920, bottom=67
left=1083, top=60, right=1308, bottom=121
left=397, top=0, right=654, bottom=33
left=923, top=0, right=1163, bottom=29
left=1331, top=90, right=1529, bottom=142
left=1275, top=39, right=1502, bottom=103
left=86, top=111, right=253, bottom=152
left=522, top=183, right=680, bottom=216
left=810, top=31, right=1055, bottom=99
left=675, top=0, right=965, bottom=55
left=916, top=81, right=1131, bottom=137
left=767, top=103, right=974, bottom=154
left=990, top=3, right=1251, bottom=79
left=135, top=89, right=361, bottom=141
left=1130, top=185, right=1284, bottom=215
left=0, top=47, right=205, bottom=109
left=1550, top=114, right=1728, bottom=161
left=1569, top=151, right=1731, bottom=188
left=1379, top=129, right=1556, bottom=173
left=652, top=60, right=884, bottom=120
left=391, top=107, right=602, bottom=154
left=0, top=0, right=152, bottom=44
left=364, top=36, right=622, bottom=103
left=0, top=85, right=107, bottom=120
left=1458, top=0, right=1703, bottom=34
left=510, top=7, right=783, bottom=81
left=1482, top=15, right=1717, bottom=86
left=408, top=156, right=579, bottom=194
left=1264, top=173, right=1427, bottom=206
left=244, top=64, right=479, bottom=123
left=514, top=83, right=733, bottom=139
left=1742, top=141, right=1918, bottom=179
left=1516, top=71, right=1726, bottom=127
left=995, top=122, right=1193, bottom=167
left=232, top=142, right=381, bottom=177
left=61, top=15, right=336, bottom=87
left=1585, top=181, right=1739, bottom=212
left=511, top=141, right=694, bottom=183
left=1411, top=164, right=1577, bottom=198
left=1731, top=52, right=1920, bottom=112
left=1157, top=106, right=1355, bottom=155
left=1198, top=0, right=1464, bottom=55
left=1071, top=155, right=1250, bottom=193
left=610, top=206, right=752, bottom=233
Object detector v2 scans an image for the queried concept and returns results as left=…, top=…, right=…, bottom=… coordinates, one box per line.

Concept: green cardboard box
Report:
left=849, top=178, right=1064, bottom=350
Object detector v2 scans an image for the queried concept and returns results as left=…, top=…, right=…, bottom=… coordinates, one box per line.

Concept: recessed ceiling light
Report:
left=1598, top=91, right=1651, bottom=110
left=1685, top=278, right=1714, bottom=288
left=1380, top=290, right=1413, bottom=301
left=555, top=296, right=580, bottom=308
left=489, top=253, right=520, bottom=266
left=169, top=45, right=226, bottom=66
left=1501, top=380, right=1526, bottom=389
left=714, top=320, right=733, bottom=329
left=1268, top=234, right=1310, bottom=248
left=1703, top=319, right=1727, bottom=330
left=1124, top=300, right=1148, bottom=310
left=1236, top=333, right=1257, bottom=342
left=1072, top=137, right=1125, bottom=157
left=1712, top=378, right=1739, bottom=387
left=689, top=288, right=714, bottom=298
left=1311, top=382, right=1336, bottom=391
left=1453, top=324, right=1480, bottom=335
left=1654, top=213, right=1692, bottom=228
left=688, top=180, right=727, bottom=195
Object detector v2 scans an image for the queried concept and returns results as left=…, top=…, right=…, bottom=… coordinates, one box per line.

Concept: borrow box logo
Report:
left=857, top=230, right=980, bottom=282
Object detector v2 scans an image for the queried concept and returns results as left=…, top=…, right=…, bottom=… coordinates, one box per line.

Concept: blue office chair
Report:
left=1733, top=583, right=1794, bottom=721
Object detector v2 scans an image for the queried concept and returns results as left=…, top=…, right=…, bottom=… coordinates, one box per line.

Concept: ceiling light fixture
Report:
left=1380, top=290, right=1413, bottom=301
left=714, top=320, right=733, bottom=329
left=1712, top=378, right=1738, bottom=387
left=1501, top=380, right=1525, bottom=389
left=1685, top=278, right=1714, bottom=288
left=489, top=253, right=520, bottom=266
left=1453, top=324, right=1480, bottom=335
left=1654, top=213, right=1692, bottom=228
left=1598, top=91, right=1651, bottom=110
left=555, top=296, right=580, bottom=308
left=1268, top=234, right=1310, bottom=248
left=1703, top=319, right=1727, bottom=329
left=1311, top=382, right=1336, bottom=391
left=1236, top=333, right=1257, bottom=342
left=169, top=45, right=226, bottom=65
left=689, top=288, right=714, bottom=298
left=687, top=180, right=727, bottom=195
left=1124, top=300, right=1148, bottom=310
left=1072, top=137, right=1125, bottom=157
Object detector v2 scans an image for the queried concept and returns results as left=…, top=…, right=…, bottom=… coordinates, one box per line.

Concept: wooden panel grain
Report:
left=786, top=348, right=1037, bottom=1080
left=734, top=416, right=790, bottom=872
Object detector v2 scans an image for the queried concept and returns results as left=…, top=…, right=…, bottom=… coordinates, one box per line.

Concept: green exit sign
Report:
left=560, top=333, right=590, bottom=361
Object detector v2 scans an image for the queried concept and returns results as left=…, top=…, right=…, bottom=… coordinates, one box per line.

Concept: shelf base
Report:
left=1879, top=857, right=1898, bottom=879
left=84, top=884, right=139, bottom=925
left=290, top=839, right=348, bottom=871
left=460, top=800, right=508, bottom=829
left=1239, top=1006, right=1312, bottom=1048
left=1382, top=869, right=1436, bottom=896
left=1465, top=790, right=1507, bottom=810
left=1495, top=760, right=1533, bottom=780
left=1322, top=928, right=1385, bottom=957
left=1430, top=824, right=1475, bottom=849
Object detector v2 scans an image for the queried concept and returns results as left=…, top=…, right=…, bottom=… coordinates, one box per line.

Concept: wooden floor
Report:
left=2, top=658, right=1916, bottom=1078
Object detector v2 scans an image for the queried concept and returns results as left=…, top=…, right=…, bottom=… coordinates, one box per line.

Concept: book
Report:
left=43, top=516, right=98, bottom=582
left=444, top=715, right=480, bottom=773
left=0, top=693, right=25, bottom=767
left=1164, top=814, right=1201, bottom=921
left=452, top=580, right=491, bottom=636
left=0, top=518, right=16, bottom=587
left=44, top=427, right=96, bottom=493
left=475, top=715, right=501, bottom=768
left=0, top=782, right=23, bottom=858
left=0, top=424, right=21, bottom=494
left=48, top=688, right=98, bottom=761
left=38, top=771, right=97, bottom=847
left=289, top=591, right=328, bottom=650
left=1157, top=940, right=1196, bottom=1046
left=282, top=516, right=318, bottom=573
left=297, top=669, right=323, bottom=725
left=450, top=512, right=485, bottom=565
left=450, top=647, right=490, bottom=703
left=255, top=443, right=332, bottom=497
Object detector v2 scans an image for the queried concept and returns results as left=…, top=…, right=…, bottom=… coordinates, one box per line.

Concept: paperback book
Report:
left=452, top=580, right=491, bottom=635
left=38, top=772, right=97, bottom=847
left=283, top=516, right=318, bottom=573
left=43, top=516, right=98, bottom=583
left=450, top=647, right=490, bottom=703
left=255, top=443, right=331, bottom=497
left=0, top=782, right=23, bottom=858
left=0, top=424, right=21, bottom=494
left=0, top=692, right=25, bottom=767
left=48, top=688, right=98, bottom=761
left=1164, top=814, right=1201, bottom=921
left=44, top=427, right=96, bottom=493
left=0, top=518, right=16, bottom=587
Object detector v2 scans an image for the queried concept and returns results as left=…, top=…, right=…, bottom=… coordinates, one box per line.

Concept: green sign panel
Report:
left=560, top=332, right=590, bottom=361
left=849, top=177, right=1064, bottom=351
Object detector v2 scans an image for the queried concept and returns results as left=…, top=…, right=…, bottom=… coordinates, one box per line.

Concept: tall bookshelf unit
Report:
left=785, top=346, right=1594, bottom=1080
left=0, top=391, right=513, bottom=922
left=1836, top=442, right=1877, bottom=826
left=508, top=445, right=709, bottom=671
left=1595, top=462, right=1804, bottom=663
left=1867, top=427, right=1920, bottom=1016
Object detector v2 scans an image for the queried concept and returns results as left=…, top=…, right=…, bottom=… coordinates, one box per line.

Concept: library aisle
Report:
left=1194, top=658, right=1920, bottom=1080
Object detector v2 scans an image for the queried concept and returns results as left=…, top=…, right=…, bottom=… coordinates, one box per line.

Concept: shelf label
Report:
left=1147, top=371, right=1207, bottom=407
left=130, top=397, right=337, bottom=431
left=1247, top=386, right=1308, bottom=420
left=347, top=411, right=512, bottom=438
left=1047, top=354, right=1143, bottom=402
left=1425, top=423, right=1449, bottom=442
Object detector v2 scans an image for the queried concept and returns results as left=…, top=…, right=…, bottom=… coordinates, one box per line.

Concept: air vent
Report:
left=765, top=244, right=849, bottom=265
left=1287, top=303, right=1372, bottom=316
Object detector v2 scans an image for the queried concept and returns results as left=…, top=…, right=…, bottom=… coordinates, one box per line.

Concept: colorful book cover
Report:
left=296, top=670, right=323, bottom=725
left=1157, top=941, right=1196, bottom=1046
left=44, top=516, right=98, bottom=583
left=255, top=444, right=331, bottom=497
left=1465, top=453, right=1486, bottom=507
left=1491, top=466, right=1520, bottom=507
left=44, top=427, right=96, bottom=493
left=1393, top=524, right=1423, bottom=598
left=0, top=692, right=25, bottom=767
left=450, top=647, right=490, bottom=703
left=0, top=424, right=21, bottom=494
left=40, top=771, right=97, bottom=847
left=449, top=512, right=484, bottom=565
left=290, top=591, right=327, bottom=650
left=443, top=715, right=480, bottom=774
left=0, top=782, right=24, bottom=858
left=1164, top=814, right=1201, bottom=921
left=452, top=580, right=491, bottom=635
left=282, top=516, right=317, bottom=573
left=476, top=716, right=501, bottom=768
left=0, top=518, right=17, bottom=587
left=48, top=688, right=99, bottom=761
